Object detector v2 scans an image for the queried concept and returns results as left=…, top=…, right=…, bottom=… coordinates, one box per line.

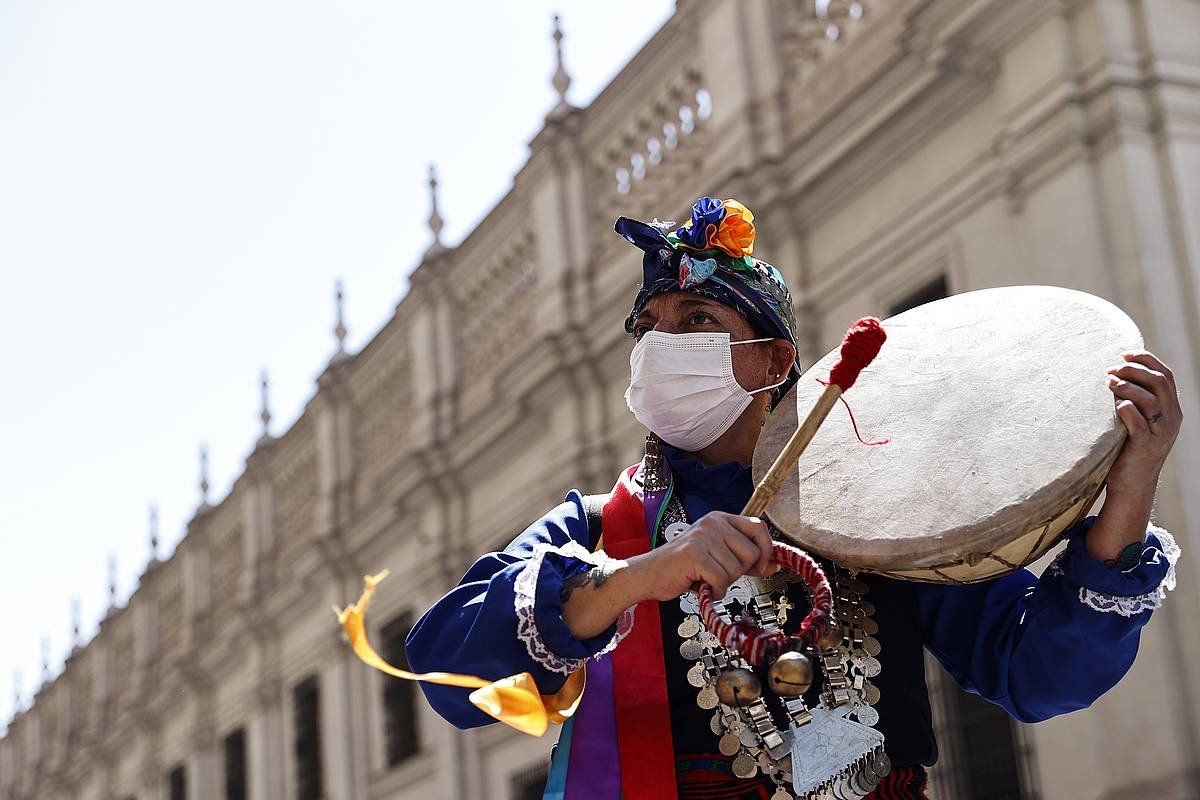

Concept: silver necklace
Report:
left=661, top=495, right=890, bottom=799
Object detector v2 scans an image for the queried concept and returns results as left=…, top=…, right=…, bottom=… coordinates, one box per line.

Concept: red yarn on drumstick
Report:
left=828, top=316, right=886, bottom=391
left=817, top=316, right=890, bottom=445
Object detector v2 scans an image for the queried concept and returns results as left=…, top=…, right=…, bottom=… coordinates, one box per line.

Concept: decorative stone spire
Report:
left=40, top=635, right=50, bottom=684
left=148, top=501, right=160, bottom=564
left=197, top=442, right=212, bottom=511
left=425, top=164, right=446, bottom=258
left=108, top=552, right=118, bottom=609
left=71, top=596, right=82, bottom=651
left=331, top=278, right=349, bottom=364
left=549, top=14, right=573, bottom=119
left=258, top=369, right=273, bottom=445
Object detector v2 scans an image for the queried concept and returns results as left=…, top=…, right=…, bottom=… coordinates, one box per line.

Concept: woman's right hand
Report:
left=626, top=511, right=778, bottom=602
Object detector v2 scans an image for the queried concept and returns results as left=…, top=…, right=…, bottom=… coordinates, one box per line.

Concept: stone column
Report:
left=318, top=648, right=360, bottom=800
left=187, top=721, right=218, bottom=800
left=429, top=715, right=486, bottom=800
left=139, top=751, right=164, bottom=800
left=181, top=538, right=212, bottom=653
left=311, top=340, right=370, bottom=799
left=241, top=446, right=278, bottom=602
left=314, top=359, right=358, bottom=540
left=248, top=678, right=285, bottom=800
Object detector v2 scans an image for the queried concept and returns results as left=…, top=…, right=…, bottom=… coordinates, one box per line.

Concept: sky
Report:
left=0, top=0, right=674, bottom=727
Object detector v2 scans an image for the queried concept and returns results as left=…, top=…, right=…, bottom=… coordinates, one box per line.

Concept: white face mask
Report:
left=624, top=330, right=787, bottom=452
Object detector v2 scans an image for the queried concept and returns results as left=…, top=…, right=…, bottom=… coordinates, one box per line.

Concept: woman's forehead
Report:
left=639, top=292, right=736, bottom=318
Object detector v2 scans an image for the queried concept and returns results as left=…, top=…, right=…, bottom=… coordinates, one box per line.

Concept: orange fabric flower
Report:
left=708, top=199, right=755, bottom=258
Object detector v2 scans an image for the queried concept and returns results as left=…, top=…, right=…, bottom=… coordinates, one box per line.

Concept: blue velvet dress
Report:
left=406, top=442, right=1179, bottom=770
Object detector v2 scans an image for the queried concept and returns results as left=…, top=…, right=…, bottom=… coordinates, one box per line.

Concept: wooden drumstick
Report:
left=743, top=317, right=887, bottom=517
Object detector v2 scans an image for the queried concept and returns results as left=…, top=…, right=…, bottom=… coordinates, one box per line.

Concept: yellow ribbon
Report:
left=334, top=570, right=585, bottom=737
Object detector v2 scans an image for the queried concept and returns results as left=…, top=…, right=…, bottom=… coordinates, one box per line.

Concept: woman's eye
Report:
left=689, top=312, right=715, bottom=326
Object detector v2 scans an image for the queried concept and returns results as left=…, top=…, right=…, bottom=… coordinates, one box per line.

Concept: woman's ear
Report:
left=770, top=339, right=797, bottom=379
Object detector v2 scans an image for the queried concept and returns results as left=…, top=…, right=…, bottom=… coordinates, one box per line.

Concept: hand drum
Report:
left=753, top=285, right=1142, bottom=583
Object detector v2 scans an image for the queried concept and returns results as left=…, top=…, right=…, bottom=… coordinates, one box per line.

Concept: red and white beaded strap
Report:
left=697, top=541, right=833, bottom=666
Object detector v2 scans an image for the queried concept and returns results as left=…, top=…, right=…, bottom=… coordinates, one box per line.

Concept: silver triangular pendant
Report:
left=790, top=705, right=885, bottom=796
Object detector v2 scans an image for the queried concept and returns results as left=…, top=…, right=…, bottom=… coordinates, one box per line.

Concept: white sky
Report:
left=0, top=0, right=674, bottom=727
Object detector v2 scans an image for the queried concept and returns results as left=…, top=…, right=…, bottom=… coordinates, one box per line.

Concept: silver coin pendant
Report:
left=677, top=617, right=702, bottom=639
left=855, top=705, right=880, bottom=727
left=731, top=753, right=758, bottom=779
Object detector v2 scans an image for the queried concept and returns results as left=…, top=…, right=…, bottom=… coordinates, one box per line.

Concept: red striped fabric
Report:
left=603, top=466, right=679, bottom=800
left=864, top=766, right=929, bottom=799
left=678, top=768, right=773, bottom=799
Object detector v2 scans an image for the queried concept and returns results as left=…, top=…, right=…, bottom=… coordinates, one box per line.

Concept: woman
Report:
left=405, top=197, right=1182, bottom=800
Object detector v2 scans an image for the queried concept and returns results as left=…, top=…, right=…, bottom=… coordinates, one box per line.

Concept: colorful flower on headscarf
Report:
left=671, top=197, right=756, bottom=259
left=710, top=200, right=755, bottom=258
left=674, top=196, right=726, bottom=250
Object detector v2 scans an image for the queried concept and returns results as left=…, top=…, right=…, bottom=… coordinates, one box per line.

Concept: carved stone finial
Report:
left=258, top=369, right=273, bottom=445
left=425, top=164, right=446, bottom=258
left=41, top=635, right=50, bottom=683
left=548, top=14, right=574, bottom=120
left=108, top=552, right=118, bottom=608
left=71, top=596, right=82, bottom=650
left=331, top=278, right=349, bottom=364
left=148, top=501, right=160, bottom=564
left=198, top=442, right=212, bottom=511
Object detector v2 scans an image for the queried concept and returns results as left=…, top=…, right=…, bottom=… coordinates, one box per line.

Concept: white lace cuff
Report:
left=1062, top=524, right=1182, bottom=617
left=513, top=540, right=637, bottom=675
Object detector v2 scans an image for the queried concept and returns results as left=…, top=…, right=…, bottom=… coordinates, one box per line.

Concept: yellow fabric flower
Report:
left=334, top=570, right=585, bottom=737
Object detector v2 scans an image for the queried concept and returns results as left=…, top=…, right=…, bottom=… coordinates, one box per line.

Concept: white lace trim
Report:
left=513, top=540, right=637, bottom=675
left=1063, top=523, right=1182, bottom=617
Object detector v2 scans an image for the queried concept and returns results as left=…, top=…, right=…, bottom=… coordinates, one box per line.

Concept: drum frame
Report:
left=767, top=438, right=1121, bottom=585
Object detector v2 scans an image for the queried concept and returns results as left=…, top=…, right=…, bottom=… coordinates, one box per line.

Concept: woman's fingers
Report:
left=721, top=525, right=764, bottom=572
left=707, top=540, right=746, bottom=588
left=1120, top=351, right=1176, bottom=392
left=724, top=513, right=775, bottom=574
left=1114, top=398, right=1150, bottom=437
left=1107, top=372, right=1163, bottom=422
left=698, top=552, right=734, bottom=600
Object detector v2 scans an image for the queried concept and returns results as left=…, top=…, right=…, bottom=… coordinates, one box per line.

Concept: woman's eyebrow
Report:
left=678, top=298, right=726, bottom=313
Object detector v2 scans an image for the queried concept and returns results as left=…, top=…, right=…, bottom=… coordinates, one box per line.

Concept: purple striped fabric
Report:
left=563, top=652, right=621, bottom=799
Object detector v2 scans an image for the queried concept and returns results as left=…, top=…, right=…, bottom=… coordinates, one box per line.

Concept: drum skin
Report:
left=753, top=285, right=1143, bottom=584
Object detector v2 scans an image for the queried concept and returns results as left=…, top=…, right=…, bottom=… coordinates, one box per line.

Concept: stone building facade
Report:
left=2, top=1, right=1198, bottom=798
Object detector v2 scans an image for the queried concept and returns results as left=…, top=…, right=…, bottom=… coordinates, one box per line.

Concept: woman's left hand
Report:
left=1104, top=350, right=1183, bottom=498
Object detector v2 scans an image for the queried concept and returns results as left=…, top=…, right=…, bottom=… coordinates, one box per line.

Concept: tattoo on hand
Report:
left=560, top=562, right=619, bottom=604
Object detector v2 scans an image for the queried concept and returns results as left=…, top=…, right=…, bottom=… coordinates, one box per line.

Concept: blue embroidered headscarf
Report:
left=615, top=196, right=803, bottom=407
